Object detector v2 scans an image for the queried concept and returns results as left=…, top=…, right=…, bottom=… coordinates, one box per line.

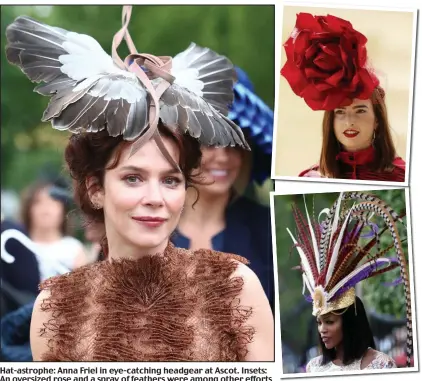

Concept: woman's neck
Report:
left=107, top=237, right=169, bottom=261
left=30, top=228, right=62, bottom=243
left=334, top=344, right=344, bottom=364
left=340, top=144, right=373, bottom=153
left=179, top=189, right=230, bottom=230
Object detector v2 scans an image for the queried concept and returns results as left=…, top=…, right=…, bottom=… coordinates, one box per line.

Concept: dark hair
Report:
left=319, top=87, right=397, bottom=178
left=20, top=180, right=69, bottom=236
left=64, top=122, right=203, bottom=255
left=319, top=296, right=376, bottom=365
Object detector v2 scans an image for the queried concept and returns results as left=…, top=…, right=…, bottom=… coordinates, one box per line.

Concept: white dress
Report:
left=306, top=350, right=396, bottom=372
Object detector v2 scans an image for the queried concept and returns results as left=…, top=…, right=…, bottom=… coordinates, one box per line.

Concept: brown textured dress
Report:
left=38, top=243, right=255, bottom=361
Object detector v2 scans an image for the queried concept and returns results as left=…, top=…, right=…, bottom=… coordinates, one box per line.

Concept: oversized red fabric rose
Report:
left=280, top=13, right=379, bottom=111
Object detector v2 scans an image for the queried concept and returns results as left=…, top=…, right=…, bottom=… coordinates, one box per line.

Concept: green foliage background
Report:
left=275, top=189, right=409, bottom=356
left=1, top=5, right=275, bottom=193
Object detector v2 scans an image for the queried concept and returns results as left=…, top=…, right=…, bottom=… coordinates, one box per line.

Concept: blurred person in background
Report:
left=1, top=301, right=34, bottom=362
left=1, top=189, right=21, bottom=222
left=1, top=208, right=38, bottom=362
left=6, top=6, right=274, bottom=361
left=20, top=178, right=87, bottom=281
left=173, top=67, right=275, bottom=311
left=1, top=212, right=40, bottom=317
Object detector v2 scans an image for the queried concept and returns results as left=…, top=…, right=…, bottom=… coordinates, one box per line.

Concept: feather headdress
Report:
left=5, top=6, right=250, bottom=167
left=288, top=191, right=413, bottom=367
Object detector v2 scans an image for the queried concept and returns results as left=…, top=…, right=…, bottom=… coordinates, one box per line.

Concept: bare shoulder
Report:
left=30, top=289, right=53, bottom=361
left=231, top=261, right=274, bottom=361
left=362, top=348, right=397, bottom=369
left=231, top=261, right=263, bottom=291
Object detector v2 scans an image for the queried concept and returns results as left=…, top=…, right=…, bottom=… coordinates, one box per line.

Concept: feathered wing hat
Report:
left=280, top=13, right=380, bottom=111
left=288, top=191, right=413, bottom=366
left=5, top=6, right=250, bottom=168
left=229, top=67, right=273, bottom=184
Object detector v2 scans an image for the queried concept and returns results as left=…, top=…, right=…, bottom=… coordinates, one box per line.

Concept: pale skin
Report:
left=178, top=146, right=242, bottom=250
left=333, top=98, right=377, bottom=153
left=303, top=98, right=377, bottom=178
left=317, top=312, right=377, bottom=369
left=30, top=137, right=274, bottom=361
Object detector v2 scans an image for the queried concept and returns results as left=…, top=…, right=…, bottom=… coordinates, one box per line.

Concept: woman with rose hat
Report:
left=287, top=191, right=413, bottom=371
left=280, top=13, right=406, bottom=182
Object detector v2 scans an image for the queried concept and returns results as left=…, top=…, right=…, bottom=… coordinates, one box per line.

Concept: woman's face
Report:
left=29, top=187, right=65, bottom=233
left=198, top=146, right=242, bottom=197
left=95, top=137, right=186, bottom=255
left=317, top=312, right=343, bottom=350
left=333, top=98, right=377, bottom=152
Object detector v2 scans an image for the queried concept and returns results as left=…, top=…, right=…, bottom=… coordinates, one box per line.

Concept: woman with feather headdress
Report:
left=5, top=6, right=274, bottom=361
left=287, top=191, right=413, bottom=371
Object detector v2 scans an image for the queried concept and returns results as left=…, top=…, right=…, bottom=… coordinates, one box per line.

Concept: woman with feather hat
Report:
left=287, top=191, right=413, bottom=371
left=5, top=6, right=274, bottom=361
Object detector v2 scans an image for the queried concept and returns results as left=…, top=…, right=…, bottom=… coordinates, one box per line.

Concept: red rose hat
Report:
left=280, top=13, right=380, bottom=111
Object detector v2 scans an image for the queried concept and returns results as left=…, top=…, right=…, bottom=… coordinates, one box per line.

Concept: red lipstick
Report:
left=343, top=129, right=359, bottom=138
left=132, top=216, right=167, bottom=228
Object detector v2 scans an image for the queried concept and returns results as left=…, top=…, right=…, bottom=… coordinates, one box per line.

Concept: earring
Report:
left=92, top=201, right=102, bottom=210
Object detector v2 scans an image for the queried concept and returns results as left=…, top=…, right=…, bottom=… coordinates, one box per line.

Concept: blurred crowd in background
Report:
left=1, top=178, right=104, bottom=361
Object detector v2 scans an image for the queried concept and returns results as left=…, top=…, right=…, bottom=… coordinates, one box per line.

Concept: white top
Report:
left=306, top=350, right=397, bottom=372
left=33, top=236, right=84, bottom=281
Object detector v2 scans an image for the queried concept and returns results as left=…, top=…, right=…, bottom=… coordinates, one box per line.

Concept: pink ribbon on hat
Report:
left=111, top=5, right=181, bottom=170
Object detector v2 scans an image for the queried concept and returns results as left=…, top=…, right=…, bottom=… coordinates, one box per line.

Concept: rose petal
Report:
left=357, top=44, right=367, bottom=66
left=314, top=52, right=341, bottom=71
left=305, top=96, right=328, bottom=111
left=305, top=43, right=318, bottom=60
left=339, top=45, right=352, bottom=72
left=358, top=69, right=379, bottom=95
left=320, top=43, right=340, bottom=56
left=305, top=66, right=330, bottom=79
left=325, top=14, right=354, bottom=34
left=350, top=71, right=360, bottom=92
left=314, top=82, right=333, bottom=91
left=293, top=32, right=310, bottom=66
left=280, top=61, right=308, bottom=95
left=294, top=31, right=310, bottom=52
left=296, top=12, right=323, bottom=32
left=325, top=68, right=345, bottom=86
left=323, top=91, right=351, bottom=110
left=309, top=32, right=336, bottom=41
left=283, top=38, right=296, bottom=61
left=301, top=83, right=324, bottom=100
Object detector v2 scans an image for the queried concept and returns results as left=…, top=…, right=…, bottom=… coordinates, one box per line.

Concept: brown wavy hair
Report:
left=319, top=87, right=397, bottom=178
left=64, top=122, right=203, bottom=255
